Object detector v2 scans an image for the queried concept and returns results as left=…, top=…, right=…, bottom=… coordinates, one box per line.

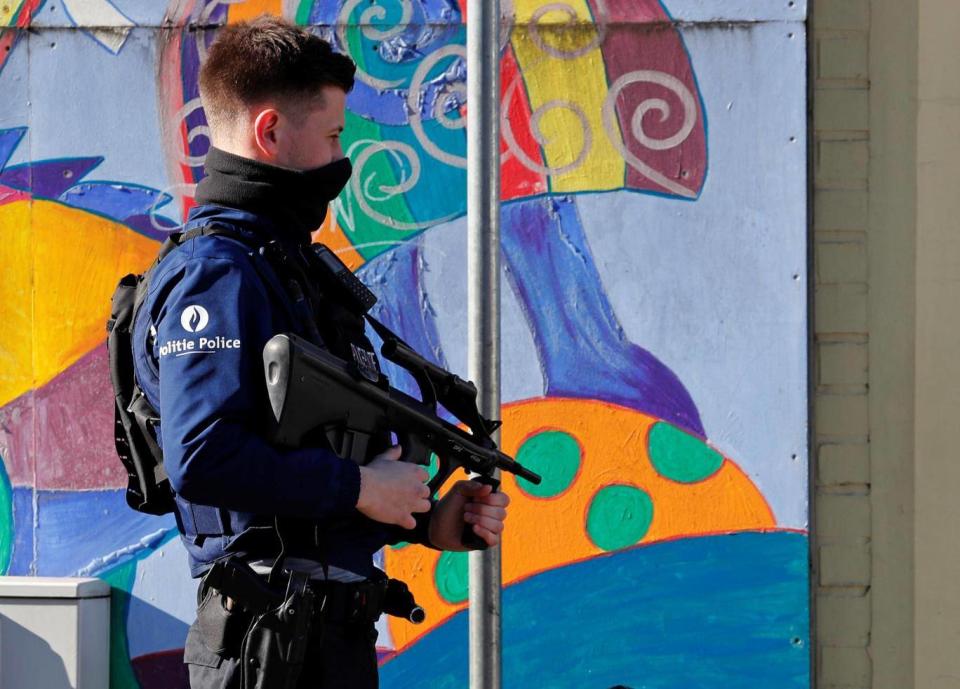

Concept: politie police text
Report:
left=159, top=336, right=241, bottom=358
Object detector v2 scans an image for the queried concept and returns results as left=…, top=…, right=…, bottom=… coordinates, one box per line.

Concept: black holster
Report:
left=197, top=558, right=316, bottom=689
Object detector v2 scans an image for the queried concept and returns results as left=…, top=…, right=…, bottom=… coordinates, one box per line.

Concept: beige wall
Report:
left=914, top=1, right=960, bottom=685
left=815, top=0, right=960, bottom=686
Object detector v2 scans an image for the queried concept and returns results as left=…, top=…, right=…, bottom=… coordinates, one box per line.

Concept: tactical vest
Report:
left=107, top=221, right=384, bottom=517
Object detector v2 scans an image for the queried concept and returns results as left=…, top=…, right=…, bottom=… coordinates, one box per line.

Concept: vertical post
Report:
left=467, top=1, right=501, bottom=688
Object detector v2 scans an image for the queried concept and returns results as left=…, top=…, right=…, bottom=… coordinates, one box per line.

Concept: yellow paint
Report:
left=0, top=199, right=159, bottom=407
left=0, top=199, right=33, bottom=405
left=227, top=0, right=283, bottom=23
left=510, top=0, right=625, bottom=192
left=0, top=1, right=22, bottom=26
left=385, top=397, right=776, bottom=650
left=311, top=210, right=365, bottom=272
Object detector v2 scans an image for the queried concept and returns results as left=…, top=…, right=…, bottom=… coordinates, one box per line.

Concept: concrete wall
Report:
left=0, top=1, right=811, bottom=687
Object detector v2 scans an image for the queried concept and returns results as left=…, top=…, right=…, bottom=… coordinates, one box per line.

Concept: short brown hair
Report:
left=199, top=16, right=355, bottom=127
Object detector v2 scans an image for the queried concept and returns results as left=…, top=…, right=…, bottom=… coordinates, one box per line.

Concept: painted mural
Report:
left=0, top=1, right=809, bottom=688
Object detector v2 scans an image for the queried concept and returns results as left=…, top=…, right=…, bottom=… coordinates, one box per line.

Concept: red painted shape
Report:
left=0, top=344, right=128, bottom=490
left=499, top=45, right=548, bottom=201
left=0, top=184, right=28, bottom=206
left=588, top=0, right=707, bottom=197
left=0, top=0, right=45, bottom=73
left=132, top=649, right=190, bottom=689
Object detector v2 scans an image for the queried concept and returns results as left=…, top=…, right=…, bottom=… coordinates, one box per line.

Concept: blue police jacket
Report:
left=132, top=204, right=427, bottom=578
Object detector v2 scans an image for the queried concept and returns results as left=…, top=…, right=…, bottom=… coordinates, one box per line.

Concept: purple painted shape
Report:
left=33, top=344, right=128, bottom=490
left=501, top=196, right=704, bottom=436
left=125, top=213, right=178, bottom=241
left=132, top=649, right=189, bottom=689
left=359, top=237, right=458, bottom=422
left=0, top=345, right=126, bottom=491
left=0, top=127, right=26, bottom=169
left=0, top=157, right=103, bottom=198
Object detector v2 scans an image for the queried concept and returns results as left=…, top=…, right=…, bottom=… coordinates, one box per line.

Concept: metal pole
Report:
left=467, top=1, right=501, bottom=688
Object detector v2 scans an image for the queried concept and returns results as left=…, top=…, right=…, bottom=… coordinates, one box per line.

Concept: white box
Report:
left=0, top=577, right=111, bottom=689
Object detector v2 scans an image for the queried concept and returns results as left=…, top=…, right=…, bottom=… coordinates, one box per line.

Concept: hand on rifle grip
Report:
left=461, top=475, right=501, bottom=550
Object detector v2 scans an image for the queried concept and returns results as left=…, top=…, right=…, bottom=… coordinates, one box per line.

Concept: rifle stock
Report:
left=263, top=333, right=541, bottom=499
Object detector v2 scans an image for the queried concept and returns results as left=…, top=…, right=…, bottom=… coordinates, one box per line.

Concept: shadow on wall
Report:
left=109, top=583, right=190, bottom=689
left=0, top=614, right=73, bottom=688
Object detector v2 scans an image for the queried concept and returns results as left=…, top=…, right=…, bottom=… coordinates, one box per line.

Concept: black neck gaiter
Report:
left=194, top=146, right=352, bottom=245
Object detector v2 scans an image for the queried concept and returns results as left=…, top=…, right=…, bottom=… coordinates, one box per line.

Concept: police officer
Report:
left=132, top=16, right=510, bottom=689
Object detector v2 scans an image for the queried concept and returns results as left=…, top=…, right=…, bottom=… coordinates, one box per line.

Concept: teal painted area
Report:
left=516, top=430, right=582, bottom=498
left=435, top=549, right=469, bottom=604
left=100, top=559, right=142, bottom=689
left=382, top=532, right=811, bottom=689
left=383, top=114, right=466, bottom=226
left=586, top=484, right=654, bottom=551
left=294, top=0, right=312, bottom=25
left=0, top=455, right=12, bottom=574
left=338, top=108, right=419, bottom=260
left=426, top=452, right=440, bottom=483
left=648, top=421, right=724, bottom=483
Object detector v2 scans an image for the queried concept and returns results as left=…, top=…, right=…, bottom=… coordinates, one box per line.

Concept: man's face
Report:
left=274, top=85, right=347, bottom=171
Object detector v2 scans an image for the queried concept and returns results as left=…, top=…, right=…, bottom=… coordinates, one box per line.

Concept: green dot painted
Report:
left=435, top=550, right=469, bottom=604
left=647, top=422, right=724, bottom=483
left=515, top=430, right=582, bottom=498
left=391, top=541, right=410, bottom=550
left=426, top=452, right=440, bottom=483
left=586, top=485, right=654, bottom=552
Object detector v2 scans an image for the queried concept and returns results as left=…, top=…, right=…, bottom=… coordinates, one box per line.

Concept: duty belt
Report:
left=201, top=557, right=425, bottom=626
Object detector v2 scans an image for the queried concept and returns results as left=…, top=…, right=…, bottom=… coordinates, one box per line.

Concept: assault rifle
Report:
left=262, top=328, right=541, bottom=547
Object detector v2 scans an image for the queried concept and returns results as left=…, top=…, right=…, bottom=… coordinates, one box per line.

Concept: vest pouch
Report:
left=175, top=495, right=231, bottom=546
left=196, top=580, right=250, bottom=658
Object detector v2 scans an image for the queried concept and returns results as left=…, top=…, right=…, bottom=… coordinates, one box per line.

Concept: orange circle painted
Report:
left=384, top=396, right=776, bottom=651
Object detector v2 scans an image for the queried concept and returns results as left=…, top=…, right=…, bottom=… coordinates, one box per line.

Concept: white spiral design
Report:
left=345, top=139, right=461, bottom=231
left=173, top=97, right=211, bottom=168
left=601, top=70, right=699, bottom=197
left=150, top=182, right=197, bottom=233
left=406, top=44, right=468, bottom=169
left=501, top=74, right=592, bottom=177
left=336, top=0, right=412, bottom=89
left=527, top=2, right=607, bottom=60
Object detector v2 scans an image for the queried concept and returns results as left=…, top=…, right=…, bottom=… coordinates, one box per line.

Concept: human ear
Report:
left=253, top=108, right=281, bottom=159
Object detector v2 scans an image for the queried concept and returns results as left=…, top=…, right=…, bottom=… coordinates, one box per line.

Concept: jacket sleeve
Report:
left=155, top=252, right=361, bottom=519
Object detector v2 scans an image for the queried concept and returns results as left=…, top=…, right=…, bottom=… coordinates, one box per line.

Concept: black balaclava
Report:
left=194, top=146, right=352, bottom=245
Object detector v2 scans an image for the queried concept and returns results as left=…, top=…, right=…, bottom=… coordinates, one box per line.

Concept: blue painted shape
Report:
left=59, top=181, right=176, bottom=239
left=125, top=530, right=192, bottom=659
left=0, top=127, right=26, bottom=170
left=36, top=489, right=176, bottom=576
left=8, top=487, right=34, bottom=576
left=360, top=236, right=449, bottom=403
left=501, top=196, right=705, bottom=436
left=381, top=531, right=809, bottom=689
